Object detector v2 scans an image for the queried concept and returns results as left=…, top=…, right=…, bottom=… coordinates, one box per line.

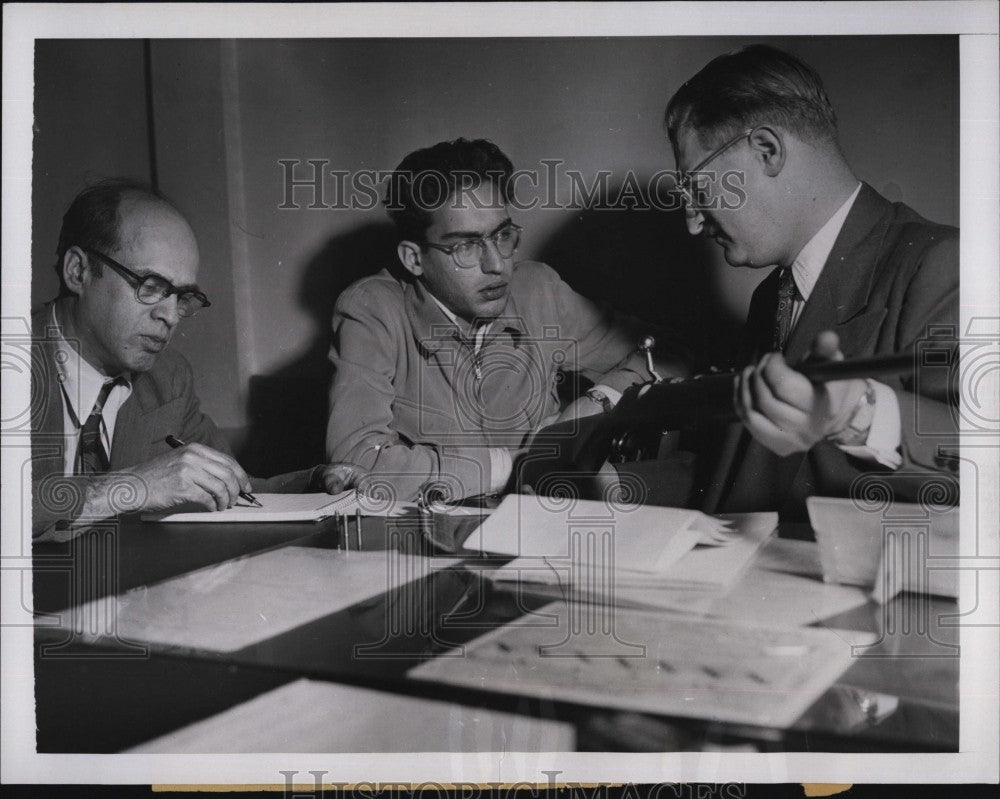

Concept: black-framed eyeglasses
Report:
left=676, top=127, right=755, bottom=209
left=81, top=246, right=211, bottom=317
left=423, top=223, right=522, bottom=269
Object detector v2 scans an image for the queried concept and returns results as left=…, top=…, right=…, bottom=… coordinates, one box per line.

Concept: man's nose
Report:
left=151, top=294, right=181, bottom=327
left=480, top=241, right=507, bottom=275
left=684, top=204, right=705, bottom=236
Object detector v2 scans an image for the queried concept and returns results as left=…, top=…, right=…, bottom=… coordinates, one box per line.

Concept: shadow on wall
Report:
left=538, top=183, right=741, bottom=371
left=237, top=221, right=399, bottom=476
left=239, top=190, right=737, bottom=476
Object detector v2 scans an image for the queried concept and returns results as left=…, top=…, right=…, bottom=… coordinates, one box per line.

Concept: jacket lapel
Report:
left=31, top=308, right=68, bottom=465
left=784, top=183, right=891, bottom=363
left=108, top=370, right=166, bottom=469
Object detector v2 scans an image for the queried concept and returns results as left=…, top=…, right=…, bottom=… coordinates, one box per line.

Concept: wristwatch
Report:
left=585, top=388, right=614, bottom=413
left=831, top=380, right=877, bottom=446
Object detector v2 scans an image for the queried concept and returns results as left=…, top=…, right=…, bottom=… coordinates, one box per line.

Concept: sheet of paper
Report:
left=145, top=491, right=358, bottom=523
left=55, top=547, right=459, bottom=653
left=467, top=494, right=734, bottom=574
left=126, top=677, right=574, bottom=753
left=492, top=512, right=776, bottom=592
left=410, top=601, right=877, bottom=729
left=659, top=511, right=776, bottom=587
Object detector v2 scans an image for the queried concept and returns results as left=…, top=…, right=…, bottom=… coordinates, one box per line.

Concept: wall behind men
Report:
left=31, top=36, right=958, bottom=472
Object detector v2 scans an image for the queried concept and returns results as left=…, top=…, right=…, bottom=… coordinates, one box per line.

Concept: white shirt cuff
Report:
left=488, top=447, right=513, bottom=494
left=591, top=384, right=623, bottom=406
left=838, top=380, right=902, bottom=470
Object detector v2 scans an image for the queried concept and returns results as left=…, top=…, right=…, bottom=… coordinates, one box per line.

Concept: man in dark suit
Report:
left=665, top=45, right=959, bottom=520
left=32, top=180, right=335, bottom=540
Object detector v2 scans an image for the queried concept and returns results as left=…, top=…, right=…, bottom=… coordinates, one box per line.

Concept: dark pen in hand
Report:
left=164, top=435, right=263, bottom=508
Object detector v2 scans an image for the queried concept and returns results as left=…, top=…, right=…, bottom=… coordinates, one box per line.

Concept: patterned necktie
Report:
left=76, top=379, right=118, bottom=474
left=772, top=268, right=797, bottom=352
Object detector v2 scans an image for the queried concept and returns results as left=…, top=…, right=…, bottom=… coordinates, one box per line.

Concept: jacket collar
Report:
left=403, top=274, right=528, bottom=354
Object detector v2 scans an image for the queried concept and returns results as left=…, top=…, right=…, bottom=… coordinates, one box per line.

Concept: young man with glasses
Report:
left=31, top=180, right=337, bottom=539
left=325, top=138, right=667, bottom=502
left=666, top=45, right=959, bottom=519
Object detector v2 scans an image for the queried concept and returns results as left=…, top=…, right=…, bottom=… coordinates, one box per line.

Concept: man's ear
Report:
left=397, top=240, right=424, bottom=277
left=748, top=126, right=785, bottom=177
left=61, top=247, right=90, bottom=296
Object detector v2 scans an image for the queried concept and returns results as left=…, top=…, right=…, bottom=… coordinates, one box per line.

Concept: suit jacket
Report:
left=31, top=305, right=318, bottom=538
left=709, top=183, right=959, bottom=520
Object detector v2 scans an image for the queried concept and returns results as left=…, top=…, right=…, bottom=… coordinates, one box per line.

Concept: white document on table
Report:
left=492, top=511, right=776, bottom=593
left=55, top=547, right=459, bottom=653
left=144, top=491, right=358, bottom=523
left=126, top=677, right=575, bottom=753
left=468, top=494, right=737, bottom=574
left=410, top=600, right=877, bottom=729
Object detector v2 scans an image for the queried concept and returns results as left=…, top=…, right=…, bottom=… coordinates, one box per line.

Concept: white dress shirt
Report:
left=786, top=183, right=902, bottom=469
left=51, top=305, right=132, bottom=475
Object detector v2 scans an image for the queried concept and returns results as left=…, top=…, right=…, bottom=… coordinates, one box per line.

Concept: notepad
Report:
left=144, top=491, right=358, bottom=522
left=467, top=494, right=737, bottom=574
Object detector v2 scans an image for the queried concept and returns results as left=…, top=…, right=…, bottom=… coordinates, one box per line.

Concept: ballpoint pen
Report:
left=164, top=435, right=263, bottom=507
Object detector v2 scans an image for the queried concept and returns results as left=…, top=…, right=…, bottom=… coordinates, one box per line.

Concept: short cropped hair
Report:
left=54, top=178, right=171, bottom=297
left=383, top=138, right=514, bottom=243
left=665, top=44, right=838, bottom=150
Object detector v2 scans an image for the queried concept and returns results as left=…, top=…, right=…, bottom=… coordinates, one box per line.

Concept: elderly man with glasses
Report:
left=324, top=138, right=676, bottom=502
left=667, top=45, right=959, bottom=520
left=31, top=180, right=338, bottom=540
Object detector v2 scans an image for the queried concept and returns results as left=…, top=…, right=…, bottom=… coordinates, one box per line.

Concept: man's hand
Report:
left=83, top=443, right=252, bottom=517
left=320, top=462, right=368, bottom=493
left=735, top=331, right=868, bottom=457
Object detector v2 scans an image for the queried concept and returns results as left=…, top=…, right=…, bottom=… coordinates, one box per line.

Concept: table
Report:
left=32, top=510, right=959, bottom=753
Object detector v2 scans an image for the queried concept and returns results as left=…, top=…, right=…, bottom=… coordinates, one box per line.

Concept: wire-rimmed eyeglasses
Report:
left=423, top=223, right=522, bottom=269
left=676, top=127, right=755, bottom=209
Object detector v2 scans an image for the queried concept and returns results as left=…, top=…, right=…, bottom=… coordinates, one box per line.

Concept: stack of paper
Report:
left=468, top=494, right=739, bottom=570
left=472, top=495, right=775, bottom=595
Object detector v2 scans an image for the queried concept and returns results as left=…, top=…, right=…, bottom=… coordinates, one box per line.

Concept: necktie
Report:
left=76, top=379, right=118, bottom=474
left=772, top=268, right=797, bottom=352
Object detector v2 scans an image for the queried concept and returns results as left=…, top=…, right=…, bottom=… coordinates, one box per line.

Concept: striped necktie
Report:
left=75, top=379, right=118, bottom=474
left=772, top=268, right=797, bottom=352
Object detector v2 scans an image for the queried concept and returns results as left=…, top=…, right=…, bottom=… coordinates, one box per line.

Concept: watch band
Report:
left=585, top=388, right=614, bottom=413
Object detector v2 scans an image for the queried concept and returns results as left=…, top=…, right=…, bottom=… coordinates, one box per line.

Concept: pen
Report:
left=164, top=435, right=262, bottom=508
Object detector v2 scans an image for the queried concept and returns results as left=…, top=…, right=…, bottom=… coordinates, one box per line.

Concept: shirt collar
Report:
left=50, top=303, right=132, bottom=425
left=426, top=291, right=490, bottom=335
left=790, top=182, right=862, bottom=302
left=406, top=276, right=526, bottom=353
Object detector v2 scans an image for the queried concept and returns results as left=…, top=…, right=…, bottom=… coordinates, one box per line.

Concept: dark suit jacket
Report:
left=709, top=183, right=959, bottom=520
left=31, top=305, right=318, bottom=537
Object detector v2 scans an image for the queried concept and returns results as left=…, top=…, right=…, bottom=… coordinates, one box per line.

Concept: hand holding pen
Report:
left=164, top=435, right=262, bottom=508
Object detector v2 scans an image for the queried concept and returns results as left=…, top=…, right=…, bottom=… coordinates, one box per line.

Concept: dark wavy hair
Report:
left=665, top=44, right=838, bottom=150
left=383, top=138, right=514, bottom=243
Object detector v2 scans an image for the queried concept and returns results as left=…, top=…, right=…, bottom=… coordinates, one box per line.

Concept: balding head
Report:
left=54, top=179, right=194, bottom=296
left=56, top=179, right=203, bottom=376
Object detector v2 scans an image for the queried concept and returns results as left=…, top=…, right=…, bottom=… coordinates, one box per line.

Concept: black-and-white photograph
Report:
left=2, top=1, right=997, bottom=791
